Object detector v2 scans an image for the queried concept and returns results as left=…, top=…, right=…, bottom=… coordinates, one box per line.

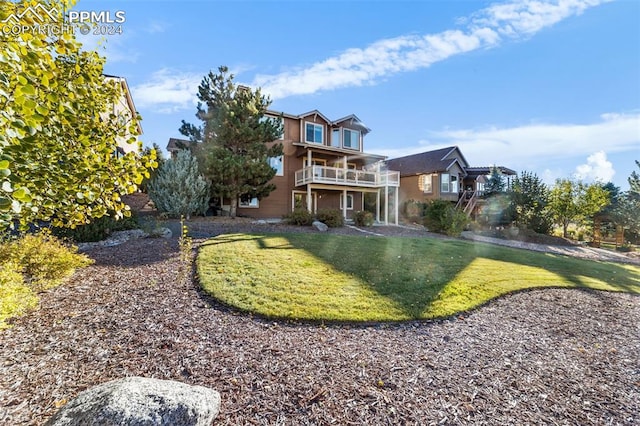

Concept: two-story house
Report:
left=168, top=110, right=400, bottom=224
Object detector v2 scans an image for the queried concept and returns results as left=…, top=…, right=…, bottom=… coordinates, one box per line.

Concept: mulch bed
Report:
left=0, top=227, right=638, bottom=425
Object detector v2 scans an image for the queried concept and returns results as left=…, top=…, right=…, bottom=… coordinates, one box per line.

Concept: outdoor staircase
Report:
left=455, top=190, right=478, bottom=217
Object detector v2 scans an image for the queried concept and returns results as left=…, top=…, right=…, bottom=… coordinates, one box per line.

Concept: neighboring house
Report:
left=167, top=137, right=196, bottom=158
left=384, top=146, right=516, bottom=215
left=166, top=110, right=401, bottom=223
left=104, top=74, right=142, bottom=156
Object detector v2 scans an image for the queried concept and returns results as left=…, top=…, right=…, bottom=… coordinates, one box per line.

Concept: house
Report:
left=104, top=75, right=142, bottom=156
left=167, top=110, right=400, bottom=223
left=384, top=146, right=516, bottom=216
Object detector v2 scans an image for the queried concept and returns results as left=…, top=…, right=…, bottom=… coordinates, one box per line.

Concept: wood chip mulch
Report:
left=0, top=231, right=639, bottom=425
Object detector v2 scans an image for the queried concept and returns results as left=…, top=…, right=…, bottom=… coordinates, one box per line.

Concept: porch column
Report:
left=394, top=186, right=399, bottom=225
left=376, top=189, right=381, bottom=223
left=307, top=184, right=312, bottom=212
left=384, top=185, right=389, bottom=225
left=342, top=189, right=348, bottom=220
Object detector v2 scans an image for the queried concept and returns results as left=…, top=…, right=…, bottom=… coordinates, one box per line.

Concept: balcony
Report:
left=295, top=166, right=400, bottom=188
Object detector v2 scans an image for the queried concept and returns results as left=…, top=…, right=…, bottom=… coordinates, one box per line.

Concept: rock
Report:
left=312, top=221, right=328, bottom=232
left=150, top=227, right=173, bottom=239
left=252, top=220, right=267, bottom=225
left=46, top=377, right=221, bottom=426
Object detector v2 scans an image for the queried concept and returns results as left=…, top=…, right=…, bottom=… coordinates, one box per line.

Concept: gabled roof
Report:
left=166, top=137, right=195, bottom=152
left=332, top=114, right=371, bottom=134
left=297, top=109, right=332, bottom=124
left=385, top=146, right=468, bottom=177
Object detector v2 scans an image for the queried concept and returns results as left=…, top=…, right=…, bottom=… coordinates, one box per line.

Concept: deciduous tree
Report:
left=180, top=66, right=283, bottom=217
left=548, top=179, right=609, bottom=238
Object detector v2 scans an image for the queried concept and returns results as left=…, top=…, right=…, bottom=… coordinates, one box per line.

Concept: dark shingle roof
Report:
left=166, top=138, right=195, bottom=152
left=385, top=146, right=461, bottom=177
left=465, top=166, right=517, bottom=177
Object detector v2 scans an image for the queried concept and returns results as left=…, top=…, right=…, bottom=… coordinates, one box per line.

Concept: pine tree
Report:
left=510, top=171, right=553, bottom=234
left=148, top=150, right=210, bottom=219
left=484, top=166, right=506, bottom=196
left=179, top=66, right=283, bottom=217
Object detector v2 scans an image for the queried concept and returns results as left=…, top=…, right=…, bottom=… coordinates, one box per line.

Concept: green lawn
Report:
left=197, top=233, right=640, bottom=322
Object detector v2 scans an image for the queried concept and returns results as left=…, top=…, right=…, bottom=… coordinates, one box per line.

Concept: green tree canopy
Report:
left=484, top=166, right=506, bottom=197
left=0, top=0, right=157, bottom=230
left=180, top=66, right=283, bottom=217
left=509, top=171, right=553, bottom=234
left=548, top=179, right=609, bottom=238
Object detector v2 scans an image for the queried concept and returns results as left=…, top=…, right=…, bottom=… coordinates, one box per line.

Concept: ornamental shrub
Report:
left=53, top=212, right=139, bottom=243
left=354, top=210, right=374, bottom=227
left=148, top=150, right=210, bottom=219
left=0, top=232, right=93, bottom=292
left=0, top=261, right=37, bottom=330
left=423, top=200, right=469, bottom=237
left=283, top=209, right=314, bottom=226
left=316, top=209, right=344, bottom=228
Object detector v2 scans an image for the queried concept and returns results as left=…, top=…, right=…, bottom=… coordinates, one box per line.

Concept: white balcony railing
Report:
left=295, top=166, right=400, bottom=188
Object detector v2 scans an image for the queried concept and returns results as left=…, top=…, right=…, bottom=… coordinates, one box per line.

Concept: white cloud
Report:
left=131, top=69, right=202, bottom=113
left=374, top=112, right=639, bottom=180
left=574, top=151, right=616, bottom=182
left=78, top=31, right=139, bottom=63
left=253, top=0, right=609, bottom=99
left=146, top=20, right=169, bottom=34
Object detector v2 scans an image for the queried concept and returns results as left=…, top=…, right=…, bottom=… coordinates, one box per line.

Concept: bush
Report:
left=423, top=200, right=469, bottom=237
left=316, top=209, right=344, bottom=228
left=53, top=212, right=139, bottom=243
left=403, top=200, right=426, bottom=220
left=283, top=208, right=314, bottom=226
left=0, top=233, right=93, bottom=292
left=0, top=261, right=37, bottom=330
left=148, top=150, right=210, bottom=219
left=354, top=211, right=374, bottom=227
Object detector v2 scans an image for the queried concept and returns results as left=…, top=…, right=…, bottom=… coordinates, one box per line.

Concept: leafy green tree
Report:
left=548, top=179, right=609, bottom=238
left=140, top=143, right=166, bottom=192
left=509, top=171, right=553, bottom=234
left=180, top=66, right=283, bottom=217
left=610, top=162, right=640, bottom=242
left=148, top=150, right=210, bottom=219
left=629, top=160, right=640, bottom=197
left=0, top=0, right=156, bottom=230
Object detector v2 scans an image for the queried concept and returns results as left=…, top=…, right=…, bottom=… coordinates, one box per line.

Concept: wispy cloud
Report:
left=78, top=31, right=139, bottom=63
left=131, top=69, right=203, bottom=114
left=146, top=20, right=169, bottom=34
left=376, top=112, right=639, bottom=180
left=253, top=0, right=610, bottom=99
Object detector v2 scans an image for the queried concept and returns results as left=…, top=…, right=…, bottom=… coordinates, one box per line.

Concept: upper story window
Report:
left=331, top=129, right=341, bottom=147
left=269, top=155, right=284, bottom=176
left=342, top=129, right=360, bottom=150
left=305, top=122, right=324, bottom=144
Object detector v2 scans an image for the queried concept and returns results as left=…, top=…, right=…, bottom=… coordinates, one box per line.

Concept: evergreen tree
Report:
left=484, top=166, right=506, bottom=196
left=148, top=150, right=210, bottom=219
left=180, top=66, right=283, bottom=217
left=510, top=171, right=553, bottom=234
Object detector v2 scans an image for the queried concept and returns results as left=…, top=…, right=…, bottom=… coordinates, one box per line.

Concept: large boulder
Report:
left=46, top=377, right=220, bottom=426
left=312, top=220, right=328, bottom=232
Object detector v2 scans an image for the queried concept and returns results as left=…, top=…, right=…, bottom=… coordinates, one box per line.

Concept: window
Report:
left=343, top=129, right=360, bottom=150
left=269, top=155, right=283, bottom=176
left=260, top=116, right=284, bottom=139
left=340, top=193, right=354, bottom=210
left=441, top=174, right=450, bottom=193
left=450, top=175, right=458, bottom=193
left=333, top=161, right=356, bottom=170
left=332, top=128, right=341, bottom=147
left=305, top=122, right=323, bottom=144
left=239, top=197, right=259, bottom=208
left=420, top=174, right=432, bottom=193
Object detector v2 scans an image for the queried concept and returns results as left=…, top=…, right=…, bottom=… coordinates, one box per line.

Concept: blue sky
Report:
left=78, top=0, right=639, bottom=190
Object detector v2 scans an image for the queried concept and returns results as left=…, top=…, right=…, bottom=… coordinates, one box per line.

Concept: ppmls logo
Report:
left=1, top=3, right=59, bottom=25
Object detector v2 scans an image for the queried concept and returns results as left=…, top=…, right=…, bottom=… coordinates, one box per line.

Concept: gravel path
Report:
left=0, top=226, right=638, bottom=425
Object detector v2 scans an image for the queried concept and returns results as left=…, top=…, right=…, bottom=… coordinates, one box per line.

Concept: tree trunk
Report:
left=229, top=197, right=237, bottom=218
left=563, top=221, right=569, bottom=238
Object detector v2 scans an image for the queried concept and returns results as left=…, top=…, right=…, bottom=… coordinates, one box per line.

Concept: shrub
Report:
left=53, top=212, right=139, bottom=243
left=423, top=200, right=469, bottom=237
left=283, top=209, right=314, bottom=226
left=354, top=211, right=374, bottom=227
left=0, top=261, right=37, bottom=330
left=0, top=233, right=93, bottom=292
left=148, top=150, right=210, bottom=219
left=316, top=209, right=344, bottom=228
left=404, top=200, right=426, bottom=220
